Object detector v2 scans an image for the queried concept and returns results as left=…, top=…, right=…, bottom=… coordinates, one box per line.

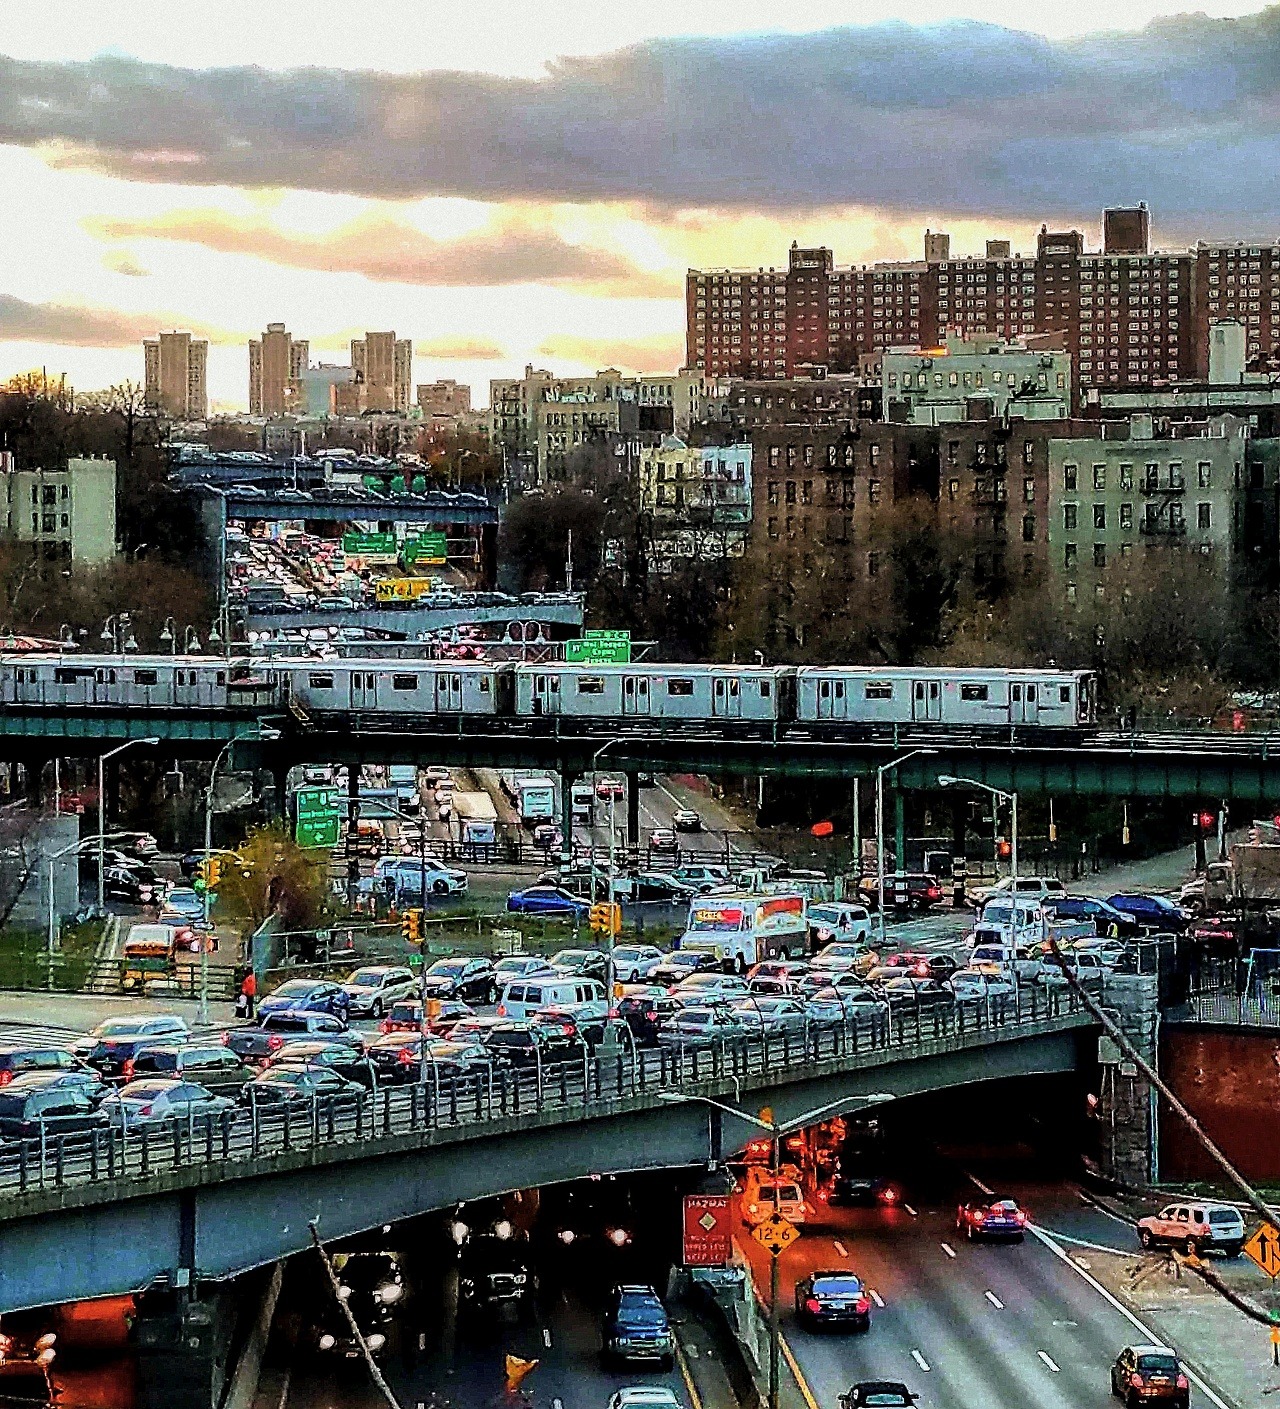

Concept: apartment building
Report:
left=351, top=332, right=413, bottom=413
left=699, top=375, right=880, bottom=434
left=416, top=380, right=472, bottom=418
left=1, top=453, right=116, bottom=564
left=1047, top=415, right=1251, bottom=603
left=248, top=323, right=309, bottom=416
left=143, top=331, right=208, bottom=419
left=883, top=335, right=1071, bottom=425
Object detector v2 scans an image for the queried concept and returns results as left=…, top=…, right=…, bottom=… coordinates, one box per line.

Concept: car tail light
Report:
left=878, top=1187, right=898, bottom=1205
left=816, top=1188, right=829, bottom=1202
left=1014, top=1210, right=1027, bottom=1225
left=0, top=1071, right=11, bottom=1087
left=560, top=1023, right=574, bottom=1035
left=397, top=1047, right=415, bottom=1065
left=137, top=1104, right=153, bottom=1116
left=379, top=1019, right=392, bottom=1034
left=971, top=1209, right=986, bottom=1223
left=122, top=1059, right=135, bottom=1081
left=913, top=963, right=928, bottom=977
left=496, top=1003, right=507, bottom=1017
left=267, top=1036, right=284, bottom=1051
left=1131, top=1375, right=1144, bottom=1390
left=855, top=1297, right=870, bottom=1314
left=804, top=1298, right=822, bottom=1314
left=1176, top=1375, right=1189, bottom=1389
left=220, top=1032, right=231, bottom=1046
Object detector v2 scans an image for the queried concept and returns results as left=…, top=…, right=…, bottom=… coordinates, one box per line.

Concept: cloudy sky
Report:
left=4, top=0, right=1280, bottom=410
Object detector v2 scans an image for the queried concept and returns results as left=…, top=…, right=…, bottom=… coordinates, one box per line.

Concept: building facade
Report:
left=883, top=335, right=1071, bottom=424
left=416, top=380, right=472, bottom=417
left=1, top=453, right=116, bottom=564
left=351, top=333, right=413, bottom=413
left=249, top=324, right=309, bottom=416
left=143, top=331, right=208, bottom=419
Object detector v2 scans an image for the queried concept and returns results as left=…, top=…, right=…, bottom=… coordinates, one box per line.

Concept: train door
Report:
left=713, top=675, right=742, bottom=719
left=531, top=674, right=560, bottom=716
left=1011, top=682, right=1039, bottom=725
left=912, top=678, right=941, bottom=723
left=92, top=666, right=117, bottom=706
left=349, top=670, right=377, bottom=710
left=816, top=678, right=835, bottom=721
left=622, top=675, right=651, bottom=716
left=435, top=672, right=463, bottom=713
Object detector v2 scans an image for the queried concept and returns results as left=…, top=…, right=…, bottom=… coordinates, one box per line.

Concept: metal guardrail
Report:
left=0, top=987, right=1090, bottom=1202
left=0, top=957, right=238, bottom=1003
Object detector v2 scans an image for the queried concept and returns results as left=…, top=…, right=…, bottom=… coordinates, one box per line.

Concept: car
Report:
left=828, top=1162, right=899, bottom=1207
left=650, top=950, right=721, bottom=986
left=459, top=1232, right=536, bottom=1317
left=614, top=987, right=684, bottom=1046
left=970, top=875, right=1067, bottom=907
left=879, top=951, right=959, bottom=981
left=305, top=1248, right=404, bottom=1357
left=532, top=823, right=563, bottom=852
left=549, top=949, right=611, bottom=983
left=649, top=828, right=679, bottom=854
left=626, top=872, right=695, bottom=903
left=947, top=969, right=1018, bottom=1007
left=807, top=903, right=873, bottom=946
left=740, top=1166, right=807, bottom=1226
left=506, top=885, right=592, bottom=916
left=371, top=857, right=469, bottom=900
left=483, top=1020, right=587, bottom=1069
left=1137, top=1200, right=1245, bottom=1257
left=242, top=1063, right=364, bottom=1105
left=420, top=957, right=499, bottom=1004
left=748, top=960, right=812, bottom=994
left=103, top=866, right=158, bottom=905
left=342, top=965, right=417, bottom=1018
left=731, top=996, right=810, bottom=1036
left=671, top=972, right=751, bottom=1004
left=859, top=873, right=943, bottom=911
left=378, top=998, right=474, bottom=1035
left=259, top=979, right=351, bottom=1020
left=1047, top=896, right=1143, bottom=937
left=810, top=941, right=881, bottom=978
left=673, top=864, right=733, bottom=893
left=267, top=1042, right=378, bottom=1087
left=794, top=1270, right=872, bottom=1331
left=99, top=1079, right=236, bottom=1127
left=607, top=1389, right=681, bottom=1409
left=368, top=1034, right=494, bottom=1084
left=114, top=830, right=160, bottom=860
left=839, top=1385, right=916, bottom=1408
left=879, top=976, right=957, bottom=1011
left=73, top=1015, right=190, bottom=1076
left=222, top=1011, right=354, bottom=1062
left=1105, top=893, right=1192, bottom=932
left=602, top=1285, right=674, bottom=1368
left=611, top=945, right=666, bottom=983
left=956, top=1197, right=1027, bottom=1241
left=805, top=986, right=889, bottom=1028
left=0, top=1079, right=110, bottom=1140
left=1110, top=1346, right=1190, bottom=1408
left=493, top=956, right=557, bottom=984
left=127, top=1041, right=252, bottom=1094
left=159, top=886, right=206, bottom=922
left=672, top=809, right=702, bottom=832
left=0, top=1043, right=97, bottom=1088
left=658, top=1005, right=750, bottom=1046
left=596, top=777, right=626, bottom=801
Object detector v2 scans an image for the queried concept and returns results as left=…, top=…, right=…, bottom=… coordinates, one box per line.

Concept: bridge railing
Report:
left=1180, top=957, right=1280, bottom=1029
left=0, top=985, right=1090, bottom=1202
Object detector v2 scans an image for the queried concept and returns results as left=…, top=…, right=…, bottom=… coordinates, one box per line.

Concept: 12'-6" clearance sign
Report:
left=682, top=1194, right=732, bottom=1267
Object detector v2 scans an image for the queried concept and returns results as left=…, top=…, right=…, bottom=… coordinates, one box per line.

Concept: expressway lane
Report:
left=738, top=1183, right=1223, bottom=1409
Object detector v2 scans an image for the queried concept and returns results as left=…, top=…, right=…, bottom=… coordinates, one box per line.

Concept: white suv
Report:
left=970, top=875, right=1067, bottom=908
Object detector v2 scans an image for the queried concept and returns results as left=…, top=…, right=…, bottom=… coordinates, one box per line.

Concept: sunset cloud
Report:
left=0, top=294, right=163, bottom=347
left=7, top=10, right=1280, bottom=222
left=536, top=333, right=686, bottom=375
left=88, top=209, right=678, bottom=296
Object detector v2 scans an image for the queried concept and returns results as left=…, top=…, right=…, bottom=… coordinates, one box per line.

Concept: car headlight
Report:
left=377, top=1282, right=403, bottom=1304
left=318, top=1334, right=336, bottom=1351
left=366, top=1333, right=386, bottom=1352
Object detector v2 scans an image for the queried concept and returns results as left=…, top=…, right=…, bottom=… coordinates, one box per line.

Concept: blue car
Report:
left=1104, top=893, right=1191, bottom=932
left=1048, top=896, right=1142, bottom=937
left=259, top=979, right=351, bottom=1021
left=506, top=885, right=591, bottom=916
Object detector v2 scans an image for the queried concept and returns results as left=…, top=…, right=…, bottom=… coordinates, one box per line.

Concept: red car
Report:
left=956, top=1197, right=1027, bottom=1242
left=881, top=952, right=958, bottom=981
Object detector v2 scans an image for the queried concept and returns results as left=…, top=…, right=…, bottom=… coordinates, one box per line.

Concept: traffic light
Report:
left=590, top=903, right=610, bottom=934
left=206, top=855, right=224, bottom=889
left=401, top=908, right=422, bottom=943
left=1194, top=810, right=1217, bottom=834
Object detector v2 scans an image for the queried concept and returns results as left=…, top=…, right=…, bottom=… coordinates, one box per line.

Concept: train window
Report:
left=1059, top=686, right=1070, bottom=703
left=759, top=680, right=771, bottom=697
left=960, top=684, right=989, bottom=702
left=550, top=677, right=559, bottom=692
left=729, top=679, right=739, bottom=696
left=309, top=674, right=335, bottom=690
left=715, top=680, right=725, bottom=696
left=392, top=674, right=418, bottom=691
left=54, top=668, right=83, bottom=684
left=667, top=679, right=695, bottom=697
left=819, top=681, right=831, bottom=699
left=134, top=670, right=158, bottom=686
left=577, top=677, right=605, bottom=694
left=865, top=684, right=892, bottom=700
left=216, top=672, right=226, bottom=686
left=1011, top=685, right=1022, bottom=701
left=1027, top=686, right=1037, bottom=702
left=834, top=681, right=844, bottom=699
left=638, top=679, right=648, bottom=695
left=479, top=677, right=490, bottom=693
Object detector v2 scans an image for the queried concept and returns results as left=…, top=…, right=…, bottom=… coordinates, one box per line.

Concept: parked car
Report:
left=420, top=957, right=499, bottom=1005
left=259, top=979, right=351, bottom=1021
left=1105, top=893, right=1191, bottom=932
left=1137, top=1200, right=1245, bottom=1257
left=99, top=1079, right=236, bottom=1127
left=794, top=1270, right=872, bottom=1331
left=672, top=864, right=733, bottom=893
left=73, top=1015, right=189, bottom=1077
left=601, top=1285, right=673, bottom=1368
left=222, top=1011, right=354, bottom=1063
left=0, top=1078, right=109, bottom=1140
left=507, top=886, right=591, bottom=916
left=243, top=1063, right=364, bottom=1105
left=342, top=966, right=417, bottom=1018
left=611, top=945, right=666, bottom=983
left=493, top=956, right=557, bottom=984
left=649, top=829, right=678, bottom=854
left=1109, top=1347, right=1190, bottom=1409
left=127, top=1041, right=251, bottom=1094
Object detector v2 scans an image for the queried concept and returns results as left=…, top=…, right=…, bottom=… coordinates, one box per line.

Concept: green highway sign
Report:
left=342, top=531, right=398, bottom=556
left=566, top=630, right=631, bottom=664
left=402, top=532, right=448, bottom=565
left=295, top=786, right=341, bottom=849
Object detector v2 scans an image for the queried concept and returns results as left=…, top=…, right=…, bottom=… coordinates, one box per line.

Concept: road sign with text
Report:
left=1244, top=1223, right=1280, bottom=1278
left=295, top=787, right=341, bottom=849
left=566, top=630, right=631, bottom=664
left=751, top=1212, right=800, bottom=1256
left=682, top=1194, right=732, bottom=1267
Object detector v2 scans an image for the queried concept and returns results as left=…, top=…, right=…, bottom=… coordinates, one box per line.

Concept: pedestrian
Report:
left=240, top=969, right=257, bottom=1019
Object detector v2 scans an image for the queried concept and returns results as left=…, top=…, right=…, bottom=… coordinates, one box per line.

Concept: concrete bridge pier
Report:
left=131, top=1283, right=239, bottom=1409
left=1094, top=974, right=1160, bottom=1187
left=626, top=770, right=641, bottom=851
left=559, top=767, right=579, bottom=872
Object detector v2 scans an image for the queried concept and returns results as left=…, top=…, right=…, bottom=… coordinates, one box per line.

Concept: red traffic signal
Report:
left=1197, top=811, right=1216, bottom=832
left=810, top=820, right=834, bottom=838
left=996, top=839, right=1012, bottom=859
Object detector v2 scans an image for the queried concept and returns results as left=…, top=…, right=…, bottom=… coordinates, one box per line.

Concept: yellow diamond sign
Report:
left=1244, top=1223, right=1280, bottom=1279
left=752, top=1212, right=800, bottom=1256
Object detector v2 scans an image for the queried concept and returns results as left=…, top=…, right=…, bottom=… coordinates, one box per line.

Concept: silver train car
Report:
left=512, top=664, right=792, bottom=722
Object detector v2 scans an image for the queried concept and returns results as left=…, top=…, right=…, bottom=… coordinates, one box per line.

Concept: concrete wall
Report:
left=1160, top=1024, right=1280, bottom=1181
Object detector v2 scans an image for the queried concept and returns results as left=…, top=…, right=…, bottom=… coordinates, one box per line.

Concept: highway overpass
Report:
left=0, top=995, right=1095, bottom=1313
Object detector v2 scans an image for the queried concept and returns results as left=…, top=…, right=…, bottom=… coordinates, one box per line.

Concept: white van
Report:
left=740, top=1166, right=807, bottom=1227
left=571, top=781, right=595, bottom=822
left=496, top=976, right=608, bottom=1021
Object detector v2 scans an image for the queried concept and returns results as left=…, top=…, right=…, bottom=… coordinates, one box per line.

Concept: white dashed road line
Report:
left=967, top=1172, right=996, bottom=1197
left=1038, top=1352, right=1061, bottom=1373
left=911, top=1350, right=931, bottom=1372
left=940, top=1241, right=956, bottom=1259
left=832, top=1240, right=848, bottom=1257
left=868, top=1289, right=885, bottom=1309
left=903, top=1204, right=919, bottom=1217
left=542, top=1328, right=553, bottom=1348
left=985, top=1291, right=1004, bottom=1309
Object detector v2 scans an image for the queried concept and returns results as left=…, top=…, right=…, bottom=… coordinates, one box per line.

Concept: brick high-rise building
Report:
left=249, top=323, right=309, bottom=416
left=351, top=332, right=413, bottom=413
left=685, top=206, right=1267, bottom=399
left=143, top=331, right=208, bottom=419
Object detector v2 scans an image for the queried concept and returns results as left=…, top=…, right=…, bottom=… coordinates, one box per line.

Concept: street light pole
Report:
left=938, top=775, right=1018, bottom=895
left=874, top=750, right=937, bottom=949
left=97, top=738, right=160, bottom=912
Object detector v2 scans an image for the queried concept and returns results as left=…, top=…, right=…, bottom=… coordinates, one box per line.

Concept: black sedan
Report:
left=840, top=1386, right=916, bottom=1408
left=241, top=1064, right=363, bottom=1105
left=879, top=977, right=957, bottom=1011
left=794, top=1271, right=872, bottom=1331
left=266, top=1041, right=377, bottom=1087
left=956, top=1197, right=1027, bottom=1241
left=419, top=957, right=499, bottom=1005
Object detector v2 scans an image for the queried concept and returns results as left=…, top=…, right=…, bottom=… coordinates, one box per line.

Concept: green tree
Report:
left=212, top=823, right=337, bottom=935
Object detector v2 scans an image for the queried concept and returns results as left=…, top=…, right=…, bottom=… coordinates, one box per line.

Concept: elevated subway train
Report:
left=0, top=655, right=1098, bottom=736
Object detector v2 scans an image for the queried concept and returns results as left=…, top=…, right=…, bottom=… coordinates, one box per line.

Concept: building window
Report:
left=868, top=480, right=881, bottom=504
left=867, top=552, right=880, bottom=576
left=1093, top=464, right=1106, bottom=490
left=801, top=480, right=813, bottom=504
left=1093, top=543, right=1106, bottom=568
left=767, top=517, right=778, bottom=538
left=767, top=480, right=778, bottom=506
left=1093, top=504, right=1106, bottom=530
left=1120, top=503, right=1133, bottom=530
left=785, top=481, right=797, bottom=504
left=1023, top=477, right=1035, bottom=502
left=1022, top=515, right=1036, bottom=542
left=1119, top=463, right=1133, bottom=490
left=1198, top=461, right=1212, bottom=488
left=1064, top=463, right=1078, bottom=491
left=1023, top=440, right=1035, bottom=465
left=1198, top=502, right=1212, bottom=530
left=1063, top=504, right=1078, bottom=531
left=1064, top=543, right=1077, bottom=568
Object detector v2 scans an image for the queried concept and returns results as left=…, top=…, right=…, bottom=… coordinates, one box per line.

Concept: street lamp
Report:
left=659, top=1090, right=892, bottom=1409
left=938, top=775, right=1018, bottom=897
left=591, top=739, right=621, bottom=1003
left=203, top=725, right=281, bottom=1021
left=97, top=738, right=160, bottom=911
left=159, top=617, right=176, bottom=654
left=875, top=750, right=937, bottom=947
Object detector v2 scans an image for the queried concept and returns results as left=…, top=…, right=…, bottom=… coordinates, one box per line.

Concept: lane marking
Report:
left=868, top=1289, right=885, bottom=1309
left=940, top=1241, right=956, bottom=1259
left=832, top=1240, right=848, bottom=1257
left=968, top=1172, right=996, bottom=1197
left=1073, top=1256, right=1092, bottom=1270
left=777, top=1331, right=821, bottom=1409
left=1038, top=1351, right=1061, bottom=1374
left=542, top=1327, right=552, bottom=1348
left=985, top=1291, right=1004, bottom=1309
left=903, top=1204, right=918, bottom=1217
left=1031, top=1221, right=1132, bottom=1257
left=1027, top=1221, right=1233, bottom=1409
left=911, top=1350, right=931, bottom=1372
left=1077, top=1189, right=1139, bottom=1228
left=673, top=1336, right=704, bottom=1409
